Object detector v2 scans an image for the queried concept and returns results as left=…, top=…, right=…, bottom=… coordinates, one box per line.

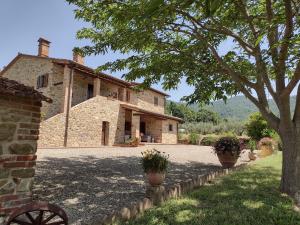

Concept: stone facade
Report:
left=0, top=95, right=43, bottom=216
left=39, top=96, right=126, bottom=147
left=1, top=56, right=64, bottom=120
left=135, top=90, right=165, bottom=114
left=2, top=54, right=181, bottom=148
left=162, top=120, right=178, bottom=144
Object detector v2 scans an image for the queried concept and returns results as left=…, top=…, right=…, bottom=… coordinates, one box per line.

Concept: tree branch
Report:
left=266, top=0, right=279, bottom=66
left=176, top=9, right=255, bottom=55
left=235, top=0, right=278, bottom=104
left=277, top=0, right=294, bottom=91
left=281, top=61, right=300, bottom=97
left=293, top=83, right=300, bottom=122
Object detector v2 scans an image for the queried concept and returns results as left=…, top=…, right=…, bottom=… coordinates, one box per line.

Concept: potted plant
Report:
left=248, top=139, right=257, bottom=161
left=141, top=149, right=169, bottom=186
left=214, top=136, right=241, bottom=168
left=258, top=137, right=274, bottom=157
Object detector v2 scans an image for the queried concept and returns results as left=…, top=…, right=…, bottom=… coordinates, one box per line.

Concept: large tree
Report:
left=67, top=0, right=300, bottom=204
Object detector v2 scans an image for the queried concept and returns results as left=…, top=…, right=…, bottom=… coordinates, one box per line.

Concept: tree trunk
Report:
left=279, top=122, right=300, bottom=206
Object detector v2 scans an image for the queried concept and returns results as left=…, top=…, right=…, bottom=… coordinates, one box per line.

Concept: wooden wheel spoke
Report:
left=6, top=202, right=68, bottom=225
left=11, top=218, right=33, bottom=225
left=35, top=210, right=44, bottom=223
left=45, top=221, right=65, bottom=225
left=25, top=212, right=35, bottom=223
left=42, top=213, right=56, bottom=224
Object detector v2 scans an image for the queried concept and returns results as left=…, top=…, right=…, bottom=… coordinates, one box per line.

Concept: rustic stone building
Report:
left=0, top=77, right=51, bottom=216
left=0, top=38, right=182, bottom=148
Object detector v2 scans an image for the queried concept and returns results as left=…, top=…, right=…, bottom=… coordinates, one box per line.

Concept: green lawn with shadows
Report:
left=123, top=153, right=300, bottom=225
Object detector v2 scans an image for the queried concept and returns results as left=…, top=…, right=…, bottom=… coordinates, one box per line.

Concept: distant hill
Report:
left=191, top=95, right=296, bottom=121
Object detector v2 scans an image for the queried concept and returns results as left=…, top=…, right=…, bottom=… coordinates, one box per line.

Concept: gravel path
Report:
left=34, top=145, right=249, bottom=224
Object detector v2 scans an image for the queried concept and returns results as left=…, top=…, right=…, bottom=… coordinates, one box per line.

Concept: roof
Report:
left=0, top=53, right=169, bottom=96
left=121, top=103, right=183, bottom=122
left=0, top=77, right=52, bottom=103
left=130, top=82, right=170, bottom=97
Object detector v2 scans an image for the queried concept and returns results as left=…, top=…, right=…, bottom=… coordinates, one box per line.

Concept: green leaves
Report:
left=66, top=0, right=299, bottom=107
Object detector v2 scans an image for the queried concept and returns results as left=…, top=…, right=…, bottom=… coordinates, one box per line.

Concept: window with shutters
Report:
left=36, top=74, right=49, bottom=89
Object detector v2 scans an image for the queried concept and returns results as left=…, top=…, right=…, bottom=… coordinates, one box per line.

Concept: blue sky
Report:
left=0, top=0, right=194, bottom=102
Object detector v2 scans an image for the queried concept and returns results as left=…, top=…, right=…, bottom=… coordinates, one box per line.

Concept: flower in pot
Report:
left=214, top=136, right=241, bottom=168
left=248, top=139, right=257, bottom=161
left=141, top=149, right=169, bottom=186
left=258, top=137, right=274, bottom=157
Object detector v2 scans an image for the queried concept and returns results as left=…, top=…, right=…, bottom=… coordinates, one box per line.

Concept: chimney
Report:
left=38, top=38, right=51, bottom=57
left=73, top=50, right=84, bottom=65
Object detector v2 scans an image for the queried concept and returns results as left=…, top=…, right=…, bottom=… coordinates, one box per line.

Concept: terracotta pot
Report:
left=217, top=152, right=239, bottom=168
left=260, top=145, right=273, bottom=157
left=146, top=172, right=166, bottom=186
left=248, top=152, right=257, bottom=161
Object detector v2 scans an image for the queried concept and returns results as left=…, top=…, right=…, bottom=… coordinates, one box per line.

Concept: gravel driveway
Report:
left=34, top=145, right=249, bottom=224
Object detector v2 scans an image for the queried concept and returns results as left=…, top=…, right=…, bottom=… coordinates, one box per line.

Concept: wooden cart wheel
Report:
left=5, top=201, right=68, bottom=225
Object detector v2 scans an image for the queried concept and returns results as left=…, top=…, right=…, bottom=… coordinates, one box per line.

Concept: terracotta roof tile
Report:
left=0, top=77, right=52, bottom=103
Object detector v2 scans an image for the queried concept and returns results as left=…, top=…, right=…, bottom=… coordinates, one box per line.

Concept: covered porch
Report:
left=123, top=107, right=164, bottom=143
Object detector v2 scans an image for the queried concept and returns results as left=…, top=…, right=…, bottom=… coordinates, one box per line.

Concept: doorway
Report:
left=140, top=121, right=146, bottom=135
left=87, top=84, right=94, bottom=99
left=102, top=121, right=109, bottom=146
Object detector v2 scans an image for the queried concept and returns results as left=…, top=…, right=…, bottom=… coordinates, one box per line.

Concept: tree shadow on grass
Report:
left=126, top=165, right=300, bottom=225
left=33, top=156, right=221, bottom=225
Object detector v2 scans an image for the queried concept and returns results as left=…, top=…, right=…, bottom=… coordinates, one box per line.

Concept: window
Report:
left=126, top=90, right=130, bottom=102
left=169, top=124, right=173, bottom=132
left=37, top=74, right=49, bottom=89
left=154, top=96, right=158, bottom=106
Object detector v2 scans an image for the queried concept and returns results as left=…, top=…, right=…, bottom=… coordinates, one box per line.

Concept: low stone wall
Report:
left=96, top=165, right=246, bottom=225
left=0, top=95, right=41, bottom=216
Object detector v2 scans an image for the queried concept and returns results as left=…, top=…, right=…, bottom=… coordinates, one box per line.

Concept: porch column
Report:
left=61, top=65, right=73, bottom=113
left=93, top=78, right=101, bottom=96
left=131, top=112, right=140, bottom=140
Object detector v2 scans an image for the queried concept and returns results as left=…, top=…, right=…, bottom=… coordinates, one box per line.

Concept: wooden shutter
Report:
left=43, top=74, right=49, bottom=87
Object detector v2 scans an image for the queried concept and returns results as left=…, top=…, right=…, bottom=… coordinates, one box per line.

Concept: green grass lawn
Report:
left=123, top=153, right=300, bottom=225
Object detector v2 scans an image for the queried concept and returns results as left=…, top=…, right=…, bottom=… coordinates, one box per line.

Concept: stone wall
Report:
left=39, top=96, right=126, bottom=148
left=38, top=113, right=66, bottom=148
left=71, top=71, right=93, bottom=107
left=161, top=119, right=178, bottom=144
left=140, top=116, right=163, bottom=143
left=135, top=90, right=165, bottom=114
left=1, top=57, right=64, bottom=120
left=0, top=95, right=41, bottom=216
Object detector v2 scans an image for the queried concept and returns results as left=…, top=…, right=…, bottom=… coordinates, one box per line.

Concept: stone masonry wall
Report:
left=0, top=95, right=41, bottom=216
left=134, top=90, right=165, bottom=114
left=67, top=96, right=125, bottom=147
left=141, top=117, right=163, bottom=143
left=1, top=57, right=64, bottom=120
left=161, top=119, right=178, bottom=144
left=38, top=112, right=66, bottom=148
left=39, top=96, right=125, bottom=148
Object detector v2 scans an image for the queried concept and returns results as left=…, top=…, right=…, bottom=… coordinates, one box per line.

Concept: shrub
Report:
left=180, top=121, right=245, bottom=136
left=189, top=133, right=200, bottom=145
left=247, top=139, right=257, bottom=152
left=141, top=149, right=169, bottom=173
left=214, top=136, right=241, bottom=156
left=246, top=112, right=275, bottom=141
left=200, top=136, right=219, bottom=146
left=258, top=137, right=275, bottom=150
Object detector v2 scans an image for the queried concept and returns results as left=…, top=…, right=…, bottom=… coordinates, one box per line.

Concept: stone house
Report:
left=0, top=77, right=51, bottom=216
left=0, top=38, right=182, bottom=148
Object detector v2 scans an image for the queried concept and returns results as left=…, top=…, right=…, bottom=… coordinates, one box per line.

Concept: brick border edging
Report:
left=96, top=164, right=247, bottom=225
